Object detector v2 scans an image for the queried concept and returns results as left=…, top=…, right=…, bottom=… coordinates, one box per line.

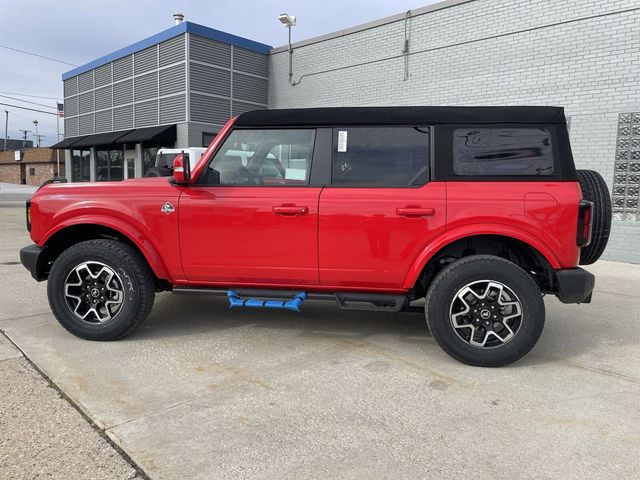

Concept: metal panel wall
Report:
left=94, top=63, right=112, bottom=87
left=189, top=35, right=231, bottom=67
left=113, top=105, right=133, bottom=130
left=190, top=63, right=230, bottom=97
left=78, top=113, right=94, bottom=135
left=160, top=36, right=185, bottom=67
left=78, top=91, right=94, bottom=114
left=134, top=71, right=158, bottom=101
left=94, top=85, right=112, bottom=110
left=113, top=55, right=133, bottom=81
left=159, top=64, right=185, bottom=96
left=135, top=100, right=158, bottom=127
left=65, top=96, right=79, bottom=117
left=160, top=94, right=186, bottom=124
left=190, top=93, right=230, bottom=125
left=64, top=78, right=77, bottom=97
left=77, top=71, right=94, bottom=92
left=134, top=46, right=158, bottom=75
left=232, top=73, right=268, bottom=104
left=65, top=117, right=79, bottom=137
left=232, top=100, right=264, bottom=116
left=233, top=47, right=268, bottom=77
left=113, top=79, right=133, bottom=106
left=95, top=109, right=113, bottom=133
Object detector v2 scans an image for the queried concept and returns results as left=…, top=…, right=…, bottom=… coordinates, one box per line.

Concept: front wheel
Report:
left=47, top=239, right=155, bottom=340
left=425, top=255, right=545, bottom=367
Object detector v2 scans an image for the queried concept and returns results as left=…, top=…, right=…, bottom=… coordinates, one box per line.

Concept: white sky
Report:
left=0, top=0, right=441, bottom=146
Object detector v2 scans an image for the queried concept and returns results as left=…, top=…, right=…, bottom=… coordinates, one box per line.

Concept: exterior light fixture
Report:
left=278, top=13, right=296, bottom=84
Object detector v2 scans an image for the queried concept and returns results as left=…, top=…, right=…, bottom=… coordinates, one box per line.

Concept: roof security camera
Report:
left=278, top=13, right=296, bottom=27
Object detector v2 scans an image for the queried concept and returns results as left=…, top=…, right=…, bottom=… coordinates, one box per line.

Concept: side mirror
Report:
left=172, top=152, right=191, bottom=184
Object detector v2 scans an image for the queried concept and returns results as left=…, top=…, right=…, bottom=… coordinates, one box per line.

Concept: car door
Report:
left=179, top=128, right=322, bottom=286
left=318, top=126, right=447, bottom=289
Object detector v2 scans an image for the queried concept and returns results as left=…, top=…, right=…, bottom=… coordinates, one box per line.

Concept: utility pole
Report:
left=3, top=110, right=7, bottom=151
left=35, top=134, right=45, bottom=147
left=33, top=120, right=39, bottom=147
left=19, top=129, right=31, bottom=149
left=56, top=104, right=61, bottom=175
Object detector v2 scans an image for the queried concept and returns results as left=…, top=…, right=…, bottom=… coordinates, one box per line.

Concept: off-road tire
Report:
left=144, top=166, right=172, bottom=177
left=576, top=169, right=612, bottom=265
left=47, top=239, right=155, bottom=340
left=425, top=255, right=545, bottom=367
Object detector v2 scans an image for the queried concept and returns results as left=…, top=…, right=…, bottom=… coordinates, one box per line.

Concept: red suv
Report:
left=20, top=107, right=611, bottom=366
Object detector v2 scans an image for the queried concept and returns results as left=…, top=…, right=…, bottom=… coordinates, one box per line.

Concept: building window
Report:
left=96, top=148, right=124, bottom=181
left=202, top=132, right=216, bottom=147
left=71, top=149, right=91, bottom=182
left=332, top=127, right=429, bottom=186
left=28, top=167, right=36, bottom=176
left=453, top=128, right=554, bottom=176
left=613, top=113, right=640, bottom=221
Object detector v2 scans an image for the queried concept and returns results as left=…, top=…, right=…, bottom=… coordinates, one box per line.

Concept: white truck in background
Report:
left=145, top=147, right=206, bottom=177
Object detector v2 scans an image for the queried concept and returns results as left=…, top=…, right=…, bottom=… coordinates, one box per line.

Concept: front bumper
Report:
left=555, top=267, right=595, bottom=304
left=19, top=244, right=48, bottom=281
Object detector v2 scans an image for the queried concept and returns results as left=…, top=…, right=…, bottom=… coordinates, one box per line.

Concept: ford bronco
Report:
left=19, top=107, right=612, bottom=366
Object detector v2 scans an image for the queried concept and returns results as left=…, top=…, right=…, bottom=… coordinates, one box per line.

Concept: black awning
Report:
left=117, top=124, right=176, bottom=144
left=50, top=135, right=88, bottom=149
left=71, top=129, right=133, bottom=148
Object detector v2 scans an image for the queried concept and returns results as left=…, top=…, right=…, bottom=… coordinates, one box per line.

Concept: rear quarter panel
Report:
left=445, top=181, right=582, bottom=268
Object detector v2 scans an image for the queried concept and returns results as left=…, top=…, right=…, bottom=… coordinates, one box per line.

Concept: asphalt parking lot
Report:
left=1, top=200, right=639, bottom=480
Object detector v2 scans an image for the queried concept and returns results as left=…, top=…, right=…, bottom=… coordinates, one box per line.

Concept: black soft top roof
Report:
left=235, top=106, right=567, bottom=127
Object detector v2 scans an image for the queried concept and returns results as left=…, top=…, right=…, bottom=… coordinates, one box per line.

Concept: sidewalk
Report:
left=0, top=333, right=143, bottom=480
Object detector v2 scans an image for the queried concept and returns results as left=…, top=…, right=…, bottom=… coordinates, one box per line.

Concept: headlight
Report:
left=26, top=201, right=31, bottom=232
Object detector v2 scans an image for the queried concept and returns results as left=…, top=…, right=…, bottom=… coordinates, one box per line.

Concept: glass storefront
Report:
left=71, top=149, right=91, bottom=182
left=96, top=148, right=124, bottom=181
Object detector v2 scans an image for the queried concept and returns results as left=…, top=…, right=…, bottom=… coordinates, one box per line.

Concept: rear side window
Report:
left=331, top=127, right=429, bottom=186
left=453, top=128, right=554, bottom=176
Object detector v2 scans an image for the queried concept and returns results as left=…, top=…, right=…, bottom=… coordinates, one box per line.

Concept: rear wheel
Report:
left=47, top=239, right=155, bottom=340
left=425, top=255, right=545, bottom=367
left=576, top=169, right=612, bottom=265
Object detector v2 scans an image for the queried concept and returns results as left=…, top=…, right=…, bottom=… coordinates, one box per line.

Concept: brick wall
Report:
left=269, top=0, right=640, bottom=262
left=0, top=148, right=64, bottom=186
left=0, top=163, right=22, bottom=184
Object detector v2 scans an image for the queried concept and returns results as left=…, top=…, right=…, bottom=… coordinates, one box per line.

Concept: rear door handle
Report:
left=272, top=205, right=309, bottom=215
left=396, top=207, right=435, bottom=217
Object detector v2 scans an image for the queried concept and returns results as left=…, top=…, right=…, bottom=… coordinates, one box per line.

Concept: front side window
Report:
left=453, top=128, right=554, bottom=176
left=331, top=127, right=430, bottom=186
left=204, top=129, right=315, bottom=186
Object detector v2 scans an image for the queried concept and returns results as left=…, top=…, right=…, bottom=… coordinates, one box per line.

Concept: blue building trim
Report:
left=62, top=21, right=272, bottom=80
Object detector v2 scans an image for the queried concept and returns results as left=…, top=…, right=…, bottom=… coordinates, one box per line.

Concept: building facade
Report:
left=54, top=0, right=640, bottom=262
left=55, top=21, right=270, bottom=181
left=0, top=148, right=63, bottom=186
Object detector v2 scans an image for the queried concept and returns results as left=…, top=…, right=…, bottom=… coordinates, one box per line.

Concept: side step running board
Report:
left=173, top=287, right=409, bottom=313
left=335, top=293, right=407, bottom=312
left=227, top=290, right=307, bottom=312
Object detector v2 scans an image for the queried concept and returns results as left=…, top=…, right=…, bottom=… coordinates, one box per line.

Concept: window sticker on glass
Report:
left=285, top=168, right=307, bottom=181
left=337, top=130, right=348, bottom=152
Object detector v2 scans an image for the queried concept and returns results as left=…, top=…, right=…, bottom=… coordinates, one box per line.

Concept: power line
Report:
left=0, top=94, right=57, bottom=110
left=0, top=102, right=58, bottom=116
left=0, top=44, right=78, bottom=67
left=0, top=91, right=61, bottom=100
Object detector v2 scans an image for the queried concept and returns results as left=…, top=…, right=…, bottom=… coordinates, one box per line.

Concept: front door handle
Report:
left=396, top=207, right=435, bottom=217
left=272, top=205, right=309, bottom=215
